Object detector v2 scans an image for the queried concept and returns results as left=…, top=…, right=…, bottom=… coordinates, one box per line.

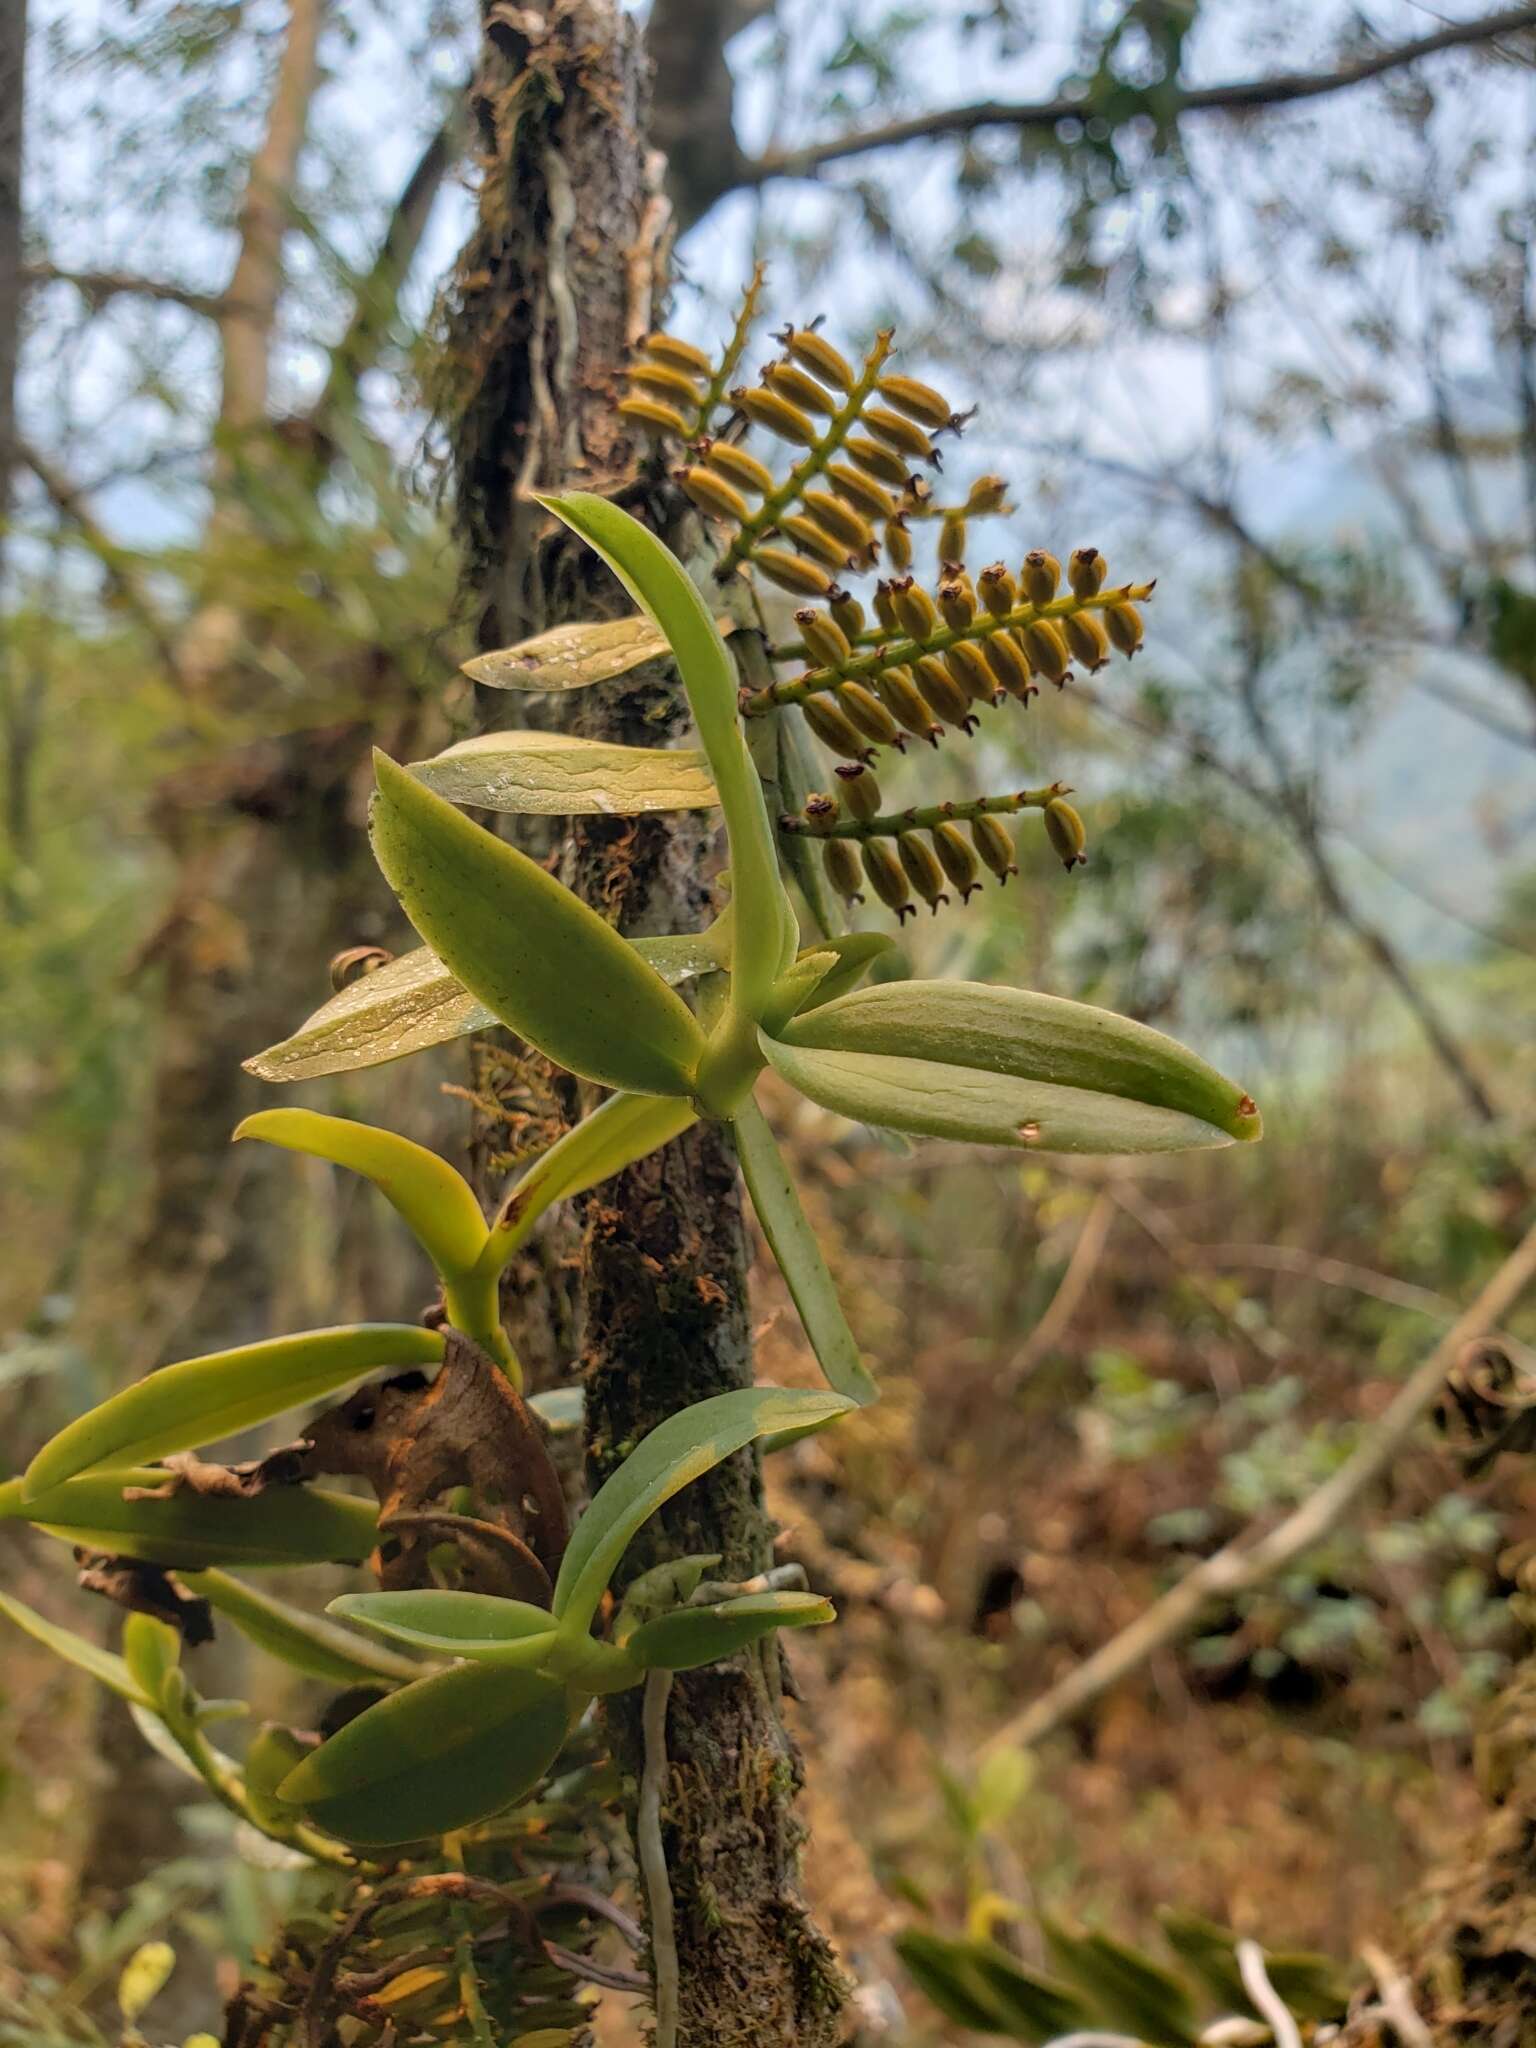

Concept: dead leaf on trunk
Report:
left=74, top=1550, right=214, bottom=1646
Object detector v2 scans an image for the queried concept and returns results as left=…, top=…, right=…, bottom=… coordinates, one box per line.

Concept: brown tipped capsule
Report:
left=873, top=665, right=944, bottom=747
left=823, top=835, right=864, bottom=905
left=1044, top=796, right=1088, bottom=870
left=972, top=812, right=1019, bottom=882
left=884, top=515, right=913, bottom=571
left=1021, top=550, right=1061, bottom=605
left=619, top=395, right=690, bottom=437
left=865, top=405, right=936, bottom=461
left=932, top=822, right=982, bottom=901
left=802, top=692, right=870, bottom=760
left=877, top=373, right=956, bottom=429
left=755, top=547, right=835, bottom=597
left=983, top=630, right=1036, bottom=704
left=872, top=580, right=901, bottom=635
left=938, top=577, right=975, bottom=631
left=796, top=606, right=851, bottom=668
left=780, top=327, right=855, bottom=393
left=891, top=577, right=938, bottom=643
left=861, top=838, right=916, bottom=922
left=702, top=439, right=774, bottom=496
left=802, top=792, right=840, bottom=835
left=914, top=655, right=977, bottom=731
left=629, top=361, right=705, bottom=406
left=1067, top=546, right=1106, bottom=597
left=1062, top=610, right=1110, bottom=671
left=734, top=385, right=818, bottom=445
left=834, top=761, right=882, bottom=821
left=946, top=641, right=996, bottom=706
left=845, top=435, right=913, bottom=487
left=826, top=461, right=898, bottom=521
left=764, top=359, right=838, bottom=416
left=1020, top=618, right=1071, bottom=686
left=939, top=510, right=967, bottom=563
left=679, top=465, right=751, bottom=524
left=898, top=831, right=949, bottom=914
left=966, top=473, right=1010, bottom=515
left=642, top=332, right=715, bottom=377
left=979, top=562, right=1017, bottom=617
left=830, top=591, right=866, bottom=639
left=330, top=944, right=392, bottom=991
left=779, top=513, right=852, bottom=569
left=836, top=681, right=901, bottom=750
left=1106, top=602, right=1144, bottom=657
left=802, top=489, right=875, bottom=556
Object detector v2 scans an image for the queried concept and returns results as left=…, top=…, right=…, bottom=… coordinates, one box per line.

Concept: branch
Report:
left=20, top=261, right=227, bottom=321
left=984, top=1216, right=1536, bottom=1757
left=736, top=6, right=1536, bottom=191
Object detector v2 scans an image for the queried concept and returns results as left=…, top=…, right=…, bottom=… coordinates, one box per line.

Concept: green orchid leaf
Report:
left=771, top=705, right=842, bottom=941
left=371, top=750, right=704, bottom=1098
left=795, top=932, right=896, bottom=1012
left=760, top=950, right=839, bottom=1037
left=276, top=1660, right=573, bottom=1844
left=243, top=1723, right=316, bottom=1835
left=328, top=1589, right=556, bottom=1665
left=1157, top=1910, right=1348, bottom=2023
left=234, top=1109, right=488, bottom=1279
left=778, top=980, right=1261, bottom=1150
left=551, top=1385, right=853, bottom=1634
left=1040, top=1916, right=1198, bottom=2048
left=0, top=1589, right=154, bottom=1705
left=733, top=1097, right=876, bottom=1405
left=527, top=1386, right=584, bottom=1432
left=463, top=610, right=736, bottom=693
left=626, top=1591, right=834, bottom=1672
left=611, top=1555, right=722, bottom=1645
left=536, top=493, right=794, bottom=1016
left=410, top=731, right=718, bottom=816
left=896, top=1929, right=1090, bottom=2041
left=182, top=1569, right=425, bottom=1685
left=122, top=1613, right=181, bottom=1706
left=23, top=1324, right=445, bottom=1497
left=0, top=1468, right=378, bottom=1568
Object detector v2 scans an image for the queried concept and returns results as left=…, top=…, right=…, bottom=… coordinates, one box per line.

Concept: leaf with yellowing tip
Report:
left=234, top=1109, right=488, bottom=1278
left=328, top=1588, right=556, bottom=1665
left=370, top=750, right=705, bottom=1098
left=22, top=1323, right=445, bottom=1497
left=463, top=609, right=736, bottom=693
left=0, top=1588, right=153, bottom=1705
left=410, top=730, right=718, bottom=815
left=626, top=1590, right=834, bottom=1671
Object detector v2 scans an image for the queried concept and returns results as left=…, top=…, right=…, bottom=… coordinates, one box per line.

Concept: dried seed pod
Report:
left=330, top=944, right=392, bottom=991
left=834, top=761, right=882, bottom=821
left=679, top=466, right=751, bottom=524
left=779, top=326, right=855, bottom=392
left=619, top=395, right=690, bottom=437
left=836, top=681, right=902, bottom=750
left=965, top=473, right=1010, bottom=515
left=779, top=513, right=852, bottom=569
left=914, top=655, right=977, bottom=731
left=979, top=562, right=1017, bottom=617
left=845, top=435, right=913, bottom=487
left=802, top=489, right=875, bottom=555
left=802, top=692, right=870, bottom=760
left=861, top=837, right=916, bottom=922
left=872, top=664, right=944, bottom=747
left=827, top=461, right=898, bottom=521
left=642, top=332, right=715, bottom=377
left=898, top=830, right=949, bottom=914
left=932, top=821, right=981, bottom=901
left=1067, top=546, right=1106, bottom=597
left=884, top=515, right=913, bottom=571
left=755, top=548, right=835, bottom=597
left=1044, top=796, right=1088, bottom=870
left=938, top=510, right=967, bottom=563
left=734, top=385, right=818, bottom=445
left=823, top=835, right=864, bottom=904
left=830, top=591, right=867, bottom=639
left=1106, top=602, right=1144, bottom=657
left=702, top=439, right=774, bottom=495
left=764, top=359, right=838, bottom=415
left=877, top=373, right=956, bottom=429
left=629, top=361, right=705, bottom=406
left=938, top=577, right=975, bottom=631
left=802, top=792, right=840, bottom=835
left=865, top=405, right=936, bottom=461
left=1021, top=550, right=1061, bottom=605
left=946, top=642, right=996, bottom=706
left=796, top=606, right=851, bottom=668
left=971, top=811, right=1019, bottom=882
left=891, top=577, right=939, bottom=643
left=983, top=630, right=1037, bottom=703
left=1020, top=617, right=1071, bottom=686
left=1062, top=610, right=1110, bottom=671
left=872, top=580, right=902, bottom=635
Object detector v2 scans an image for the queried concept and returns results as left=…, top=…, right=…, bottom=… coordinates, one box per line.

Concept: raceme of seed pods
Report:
left=619, top=293, right=1151, bottom=922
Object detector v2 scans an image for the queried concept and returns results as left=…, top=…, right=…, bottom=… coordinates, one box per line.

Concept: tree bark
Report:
left=441, top=4, right=844, bottom=2041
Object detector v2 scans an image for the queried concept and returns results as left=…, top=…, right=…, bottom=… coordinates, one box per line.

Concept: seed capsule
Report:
left=779, top=326, right=855, bottom=392
left=802, top=489, right=875, bottom=556
left=830, top=591, right=866, bottom=639
left=965, top=474, right=1010, bottom=515
left=755, top=548, right=835, bottom=597
left=845, top=435, right=913, bottom=487
left=1021, top=550, right=1061, bottom=605
left=679, top=466, right=751, bottom=524
left=983, top=630, right=1036, bottom=704
left=898, top=831, right=949, bottom=914
left=802, top=792, right=840, bottom=834
left=629, top=361, right=705, bottom=406
left=796, top=606, right=851, bottom=668
left=764, top=358, right=838, bottom=415
left=1044, top=796, right=1088, bottom=870
left=891, top=577, right=938, bottom=643
left=979, top=562, right=1017, bottom=617
left=1106, top=602, right=1144, bottom=657
left=884, top=516, right=913, bottom=571
left=1020, top=618, right=1071, bottom=686
left=779, top=513, right=852, bottom=569
left=872, top=580, right=901, bottom=635
left=946, top=642, right=996, bottom=706
left=971, top=812, right=1019, bottom=882
left=734, top=385, right=818, bottom=445
left=702, top=439, right=774, bottom=495
left=865, top=405, right=936, bottom=461
left=1062, top=610, right=1110, bottom=671
left=1067, top=546, right=1106, bottom=597
left=619, top=395, right=690, bottom=437
left=861, top=838, right=916, bottom=922
left=872, top=664, right=943, bottom=747
left=823, top=835, right=864, bottom=904
left=836, top=681, right=901, bottom=750
left=877, top=373, right=955, bottom=429
left=938, top=578, right=975, bottom=631
left=930, top=822, right=981, bottom=902
left=642, top=332, right=715, bottom=377
left=827, top=461, right=898, bottom=520
left=834, top=761, right=882, bottom=821
left=939, top=510, right=967, bottom=563
left=914, top=655, right=977, bottom=731
left=802, top=692, right=870, bottom=760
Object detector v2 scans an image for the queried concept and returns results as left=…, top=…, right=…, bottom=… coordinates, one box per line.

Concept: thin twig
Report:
left=1006, top=1190, right=1115, bottom=1388
left=1236, top=1942, right=1303, bottom=2048
left=639, top=1669, right=680, bottom=2048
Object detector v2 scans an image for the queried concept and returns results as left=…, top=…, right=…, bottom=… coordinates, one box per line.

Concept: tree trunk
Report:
left=441, top=4, right=845, bottom=2041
